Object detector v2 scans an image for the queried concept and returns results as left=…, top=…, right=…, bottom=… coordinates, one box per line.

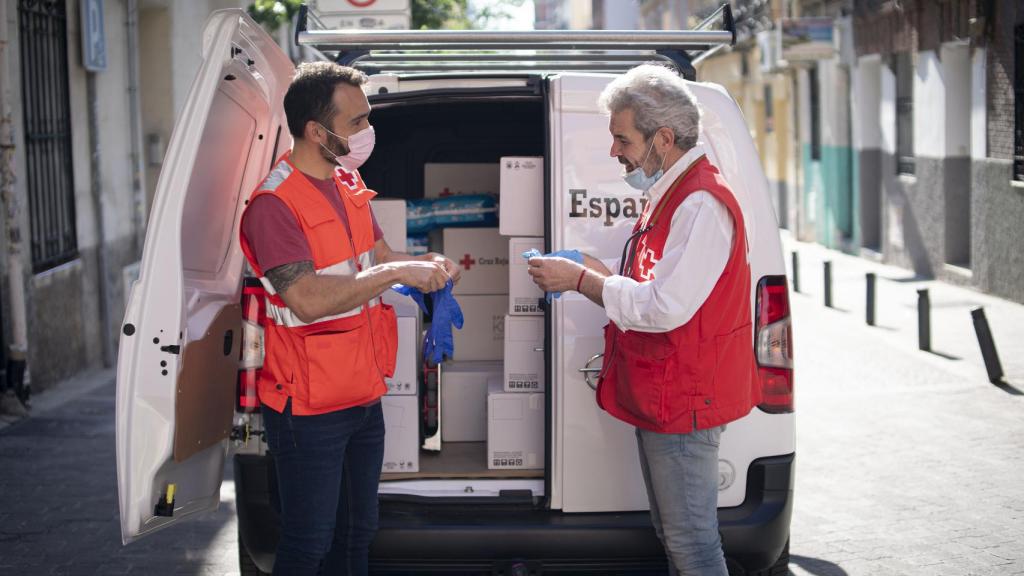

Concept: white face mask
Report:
left=319, top=124, right=375, bottom=172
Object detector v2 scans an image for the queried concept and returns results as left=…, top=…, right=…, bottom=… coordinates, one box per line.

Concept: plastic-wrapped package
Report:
left=406, top=199, right=435, bottom=234
left=431, top=194, right=498, bottom=228
left=406, top=234, right=430, bottom=256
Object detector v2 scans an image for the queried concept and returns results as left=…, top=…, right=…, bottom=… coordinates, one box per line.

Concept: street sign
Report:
left=80, top=0, right=107, bottom=72
left=309, top=0, right=411, bottom=30
left=317, top=12, right=411, bottom=30
left=312, top=0, right=410, bottom=11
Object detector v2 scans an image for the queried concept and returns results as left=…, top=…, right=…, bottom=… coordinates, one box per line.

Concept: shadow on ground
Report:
left=790, top=554, right=849, bottom=576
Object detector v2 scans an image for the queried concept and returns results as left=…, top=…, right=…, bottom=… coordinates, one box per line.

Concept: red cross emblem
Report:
left=636, top=236, right=659, bottom=281
left=337, top=169, right=358, bottom=188
left=459, top=254, right=476, bottom=270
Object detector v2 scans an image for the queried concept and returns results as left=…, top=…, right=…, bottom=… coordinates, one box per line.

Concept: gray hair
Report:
left=597, top=64, right=701, bottom=151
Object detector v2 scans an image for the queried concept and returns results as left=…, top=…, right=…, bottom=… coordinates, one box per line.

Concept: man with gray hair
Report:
left=528, top=64, right=761, bottom=575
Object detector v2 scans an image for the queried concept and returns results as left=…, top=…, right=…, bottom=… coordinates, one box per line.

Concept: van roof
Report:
left=295, top=3, right=736, bottom=81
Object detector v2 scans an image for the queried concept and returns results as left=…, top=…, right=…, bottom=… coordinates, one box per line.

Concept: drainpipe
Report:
left=87, top=70, right=114, bottom=369
left=0, top=0, right=30, bottom=407
left=126, top=0, right=145, bottom=256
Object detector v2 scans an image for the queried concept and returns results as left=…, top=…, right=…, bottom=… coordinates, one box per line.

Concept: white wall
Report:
left=818, top=58, right=849, bottom=149
left=879, top=59, right=896, bottom=156
left=914, top=50, right=945, bottom=159
left=941, top=42, right=970, bottom=159
left=970, top=47, right=987, bottom=161
left=852, top=55, right=882, bottom=151
left=65, top=0, right=136, bottom=250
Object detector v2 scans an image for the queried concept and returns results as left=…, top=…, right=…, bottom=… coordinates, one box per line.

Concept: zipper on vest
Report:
left=342, top=218, right=386, bottom=381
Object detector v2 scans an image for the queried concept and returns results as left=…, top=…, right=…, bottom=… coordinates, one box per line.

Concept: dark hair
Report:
left=283, top=62, right=367, bottom=138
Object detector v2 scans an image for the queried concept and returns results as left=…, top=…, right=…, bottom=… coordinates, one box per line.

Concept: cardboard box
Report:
left=424, top=163, right=499, bottom=198
left=382, top=395, right=419, bottom=473
left=386, top=316, right=420, bottom=396
left=508, top=237, right=544, bottom=315
left=442, top=228, right=510, bottom=296
left=504, top=316, right=544, bottom=392
left=370, top=198, right=407, bottom=254
left=499, top=157, right=544, bottom=237
left=440, top=361, right=503, bottom=442
left=487, top=381, right=544, bottom=470
left=452, top=294, right=508, bottom=361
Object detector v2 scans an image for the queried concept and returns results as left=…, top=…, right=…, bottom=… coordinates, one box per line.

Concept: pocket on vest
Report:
left=614, top=333, right=672, bottom=426
left=372, top=304, right=398, bottom=378
left=303, top=329, right=377, bottom=409
left=710, top=323, right=754, bottom=402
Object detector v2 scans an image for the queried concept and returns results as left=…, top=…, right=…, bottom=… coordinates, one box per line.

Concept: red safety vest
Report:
left=597, top=156, right=761, bottom=433
left=240, top=153, right=397, bottom=416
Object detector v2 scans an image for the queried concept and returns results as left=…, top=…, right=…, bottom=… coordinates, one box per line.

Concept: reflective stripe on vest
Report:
left=256, top=253, right=380, bottom=329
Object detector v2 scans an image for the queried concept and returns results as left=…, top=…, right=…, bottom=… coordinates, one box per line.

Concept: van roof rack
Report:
left=294, top=3, right=735, bottom=80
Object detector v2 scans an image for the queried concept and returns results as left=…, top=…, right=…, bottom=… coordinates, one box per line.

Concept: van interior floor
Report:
left=381, top=442, right=543, bottom=481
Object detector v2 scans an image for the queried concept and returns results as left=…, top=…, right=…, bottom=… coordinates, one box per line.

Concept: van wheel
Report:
left=726, top=540, right=789, bottom=576
left=238, top=526, right=271, bottom=576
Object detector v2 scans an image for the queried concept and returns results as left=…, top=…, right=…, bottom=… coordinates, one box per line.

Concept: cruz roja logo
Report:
left=460, top=253, right=509, bottom=271
left=569, top=189, right=649, bottom=227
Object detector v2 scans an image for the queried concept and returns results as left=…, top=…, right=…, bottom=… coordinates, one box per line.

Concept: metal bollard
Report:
left=791, top=251, right=800, bottom=293
left=866, top=273, right=876, bottom=326
left=971, top=307, right=1005, bottom=384
left=917, top=289, right=931, bottom=352
left=823, top=261, right=833, bottom=308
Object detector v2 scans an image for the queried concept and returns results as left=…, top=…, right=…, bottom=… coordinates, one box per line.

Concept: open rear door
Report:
left=548, top=74, right=650, bottom=513
left=116, top=10, right=293, bottom=544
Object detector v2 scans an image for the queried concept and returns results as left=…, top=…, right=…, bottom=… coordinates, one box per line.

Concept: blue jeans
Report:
left=636, top=426, right=728, bottom=576
left=263, top=400, right=386, bottom=576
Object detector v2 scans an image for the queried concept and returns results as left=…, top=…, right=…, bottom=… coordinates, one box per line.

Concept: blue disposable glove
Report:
left=522, top=248, right=584, bottom=301
left=390, top=284, right=428, bottom=315
left=391, top=281, right=463, bottom=364
left=425, top=281, right=463, bottom=364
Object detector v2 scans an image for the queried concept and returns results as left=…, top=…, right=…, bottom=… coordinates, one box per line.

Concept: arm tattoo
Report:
left=265, top=261, right=314, bottom=295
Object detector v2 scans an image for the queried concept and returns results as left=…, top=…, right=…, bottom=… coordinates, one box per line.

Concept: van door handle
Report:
left=577, top=353, right=604, bottom=391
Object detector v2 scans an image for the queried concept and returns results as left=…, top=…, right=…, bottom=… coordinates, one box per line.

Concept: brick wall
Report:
left=987, top=0, right=1017, bottom=161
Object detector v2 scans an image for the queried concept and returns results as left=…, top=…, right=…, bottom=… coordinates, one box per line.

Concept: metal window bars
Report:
left=294, top=3, right=736, bottom=80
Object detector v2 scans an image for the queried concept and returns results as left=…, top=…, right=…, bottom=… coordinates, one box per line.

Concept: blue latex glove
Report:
left=390, top=284, right=428, bottom=315
left=390, top=281, right=463, bottom=364
left=522, top=248, right=584, bottom=301
left=424, top=281, right=463, bottom=364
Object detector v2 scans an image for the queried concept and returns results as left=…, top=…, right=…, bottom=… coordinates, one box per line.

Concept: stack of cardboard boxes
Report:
left=373, top=198, right=421, bottom=474
left=489, top=157, right=545, bottom=471
left=374, top=157, right=547, bottom=475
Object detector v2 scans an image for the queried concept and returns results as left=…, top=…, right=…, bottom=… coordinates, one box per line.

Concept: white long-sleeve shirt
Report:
left=602, top=144, right=735, bottom=333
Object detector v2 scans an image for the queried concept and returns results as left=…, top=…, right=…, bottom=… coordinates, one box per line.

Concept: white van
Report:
left=116, top=7, right=794, bottom=576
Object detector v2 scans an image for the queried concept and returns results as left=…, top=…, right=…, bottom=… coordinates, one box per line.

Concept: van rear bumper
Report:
left=234, top=453, right=794, bottom=575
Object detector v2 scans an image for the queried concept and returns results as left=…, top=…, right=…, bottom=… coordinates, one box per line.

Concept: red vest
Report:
left=596, top=156, right=761, bottom=433
left=240, top=153, right=397, bottom=416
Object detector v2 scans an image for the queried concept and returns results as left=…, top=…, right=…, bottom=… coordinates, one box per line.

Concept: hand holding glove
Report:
left=522, top=248, right=584, bottom=301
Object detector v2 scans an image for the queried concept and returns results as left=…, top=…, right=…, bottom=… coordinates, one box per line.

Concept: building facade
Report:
left=700, top=0, right=1023, bottom=304
left=0, top=0, right=247, bottom=402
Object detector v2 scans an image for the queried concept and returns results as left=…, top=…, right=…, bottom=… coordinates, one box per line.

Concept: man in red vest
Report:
left=240, top=62, right=457, bottom=575
left=528, top=64, right=760, bottom=575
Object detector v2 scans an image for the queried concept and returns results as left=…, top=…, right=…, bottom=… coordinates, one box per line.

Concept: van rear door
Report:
left=548, top=73, right=650, bottom=513
left=115, top=10, right=293, bottom=544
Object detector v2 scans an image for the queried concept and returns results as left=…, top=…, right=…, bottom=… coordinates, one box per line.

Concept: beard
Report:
left=319, top=132, right=350, bottom=164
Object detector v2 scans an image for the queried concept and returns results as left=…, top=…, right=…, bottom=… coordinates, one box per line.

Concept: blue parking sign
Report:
left=81, top=0, right=106, bottom=71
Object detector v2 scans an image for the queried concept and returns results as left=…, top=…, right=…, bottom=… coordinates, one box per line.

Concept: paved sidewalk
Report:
left=784, top=233, right=1024, bottom=576
left=782, top=233, right=1024, bottom=387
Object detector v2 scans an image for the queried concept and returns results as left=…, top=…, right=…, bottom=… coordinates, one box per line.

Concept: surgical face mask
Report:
left=318, top=124, right=375, bottom=172
left=622, top=134, right=665, bottom=191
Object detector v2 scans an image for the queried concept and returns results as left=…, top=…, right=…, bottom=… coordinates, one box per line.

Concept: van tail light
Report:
left=755, top=275, right=793, bottom=414
left=237, top=278, right=266, bottom=413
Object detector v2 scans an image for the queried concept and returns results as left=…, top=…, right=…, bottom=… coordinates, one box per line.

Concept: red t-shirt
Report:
left=242, top=174, right=385, bottom=273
